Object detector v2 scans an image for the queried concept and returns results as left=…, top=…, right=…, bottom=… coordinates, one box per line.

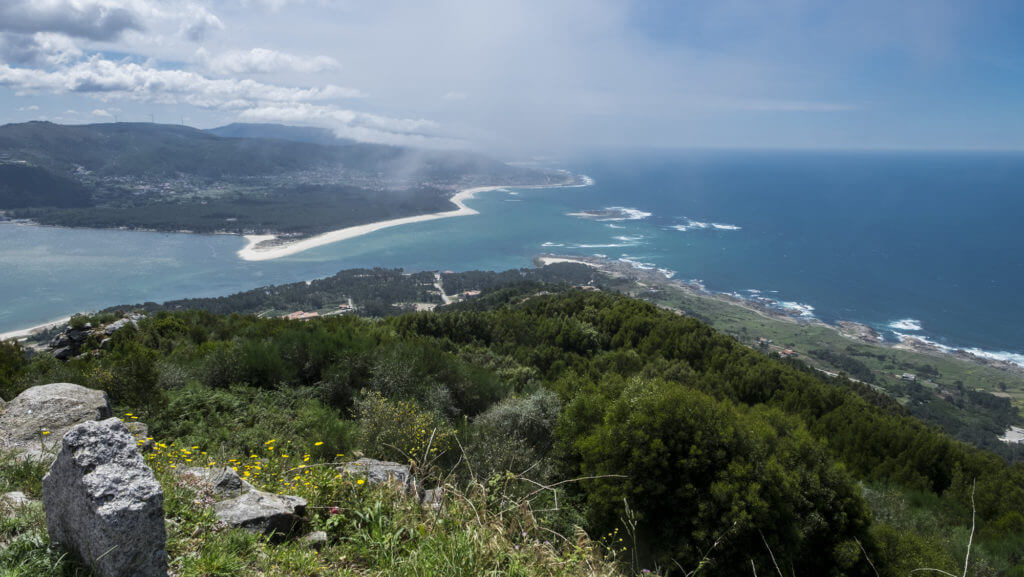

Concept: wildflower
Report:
left=357, top=479, right=365, bottom=485
left=41, top=430, right=50, bottom=436
left=314, top=441, right=324, bottom=446
left=265, top=439, right=276, bottom=445
left=330, top=506, right=340, bottom=515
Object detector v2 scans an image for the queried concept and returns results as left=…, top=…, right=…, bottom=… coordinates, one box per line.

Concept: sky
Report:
left=1, top=0, right=1023, bottom=154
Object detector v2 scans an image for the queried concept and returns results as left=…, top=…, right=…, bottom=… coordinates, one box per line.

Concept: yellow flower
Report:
left=357, top=479, right=365, bottom=485
left=265, top=439, right=276, bottom=445
left=41, top=431, right=50, bottom=436
left=314, top=441, right=324, bottom=446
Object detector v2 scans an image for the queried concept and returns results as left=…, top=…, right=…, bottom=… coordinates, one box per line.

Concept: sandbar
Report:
left=237, top=179, right=587, bottom=261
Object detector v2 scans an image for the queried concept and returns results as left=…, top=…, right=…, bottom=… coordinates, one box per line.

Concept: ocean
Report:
left=2, top=149, right=1023, bottom=363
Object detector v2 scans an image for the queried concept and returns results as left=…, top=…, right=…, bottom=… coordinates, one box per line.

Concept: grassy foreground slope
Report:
left=3, top=287, right=1024, bottom=575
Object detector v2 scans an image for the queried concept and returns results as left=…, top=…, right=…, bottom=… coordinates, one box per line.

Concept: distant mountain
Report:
left=0, top=121, right=568, bottom=236
left=207, top=123, right=356, bottom=147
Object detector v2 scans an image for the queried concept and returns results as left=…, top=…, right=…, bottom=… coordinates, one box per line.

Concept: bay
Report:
left=2, top=149, right=1023, bottom=362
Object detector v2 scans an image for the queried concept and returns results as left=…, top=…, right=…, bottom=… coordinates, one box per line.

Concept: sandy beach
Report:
left=537, top=256, right=600, bottom=267
left=237, top=185, right=510, bottom=262
left=0, top=316, right=69, bottom=342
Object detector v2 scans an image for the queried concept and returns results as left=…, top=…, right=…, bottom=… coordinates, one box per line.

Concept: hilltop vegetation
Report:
left=0, top=121, right=562, bottom=236
left=2, top=287, right=1023, bottom=575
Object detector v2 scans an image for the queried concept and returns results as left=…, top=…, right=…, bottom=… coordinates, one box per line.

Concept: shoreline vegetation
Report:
left=237, top=176, right=594, bottom=261
left=536, top=253, right=1024, bottom=380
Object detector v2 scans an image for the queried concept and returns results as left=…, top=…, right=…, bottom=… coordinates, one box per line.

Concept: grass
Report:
left=0, top=434, right=626, bottom=577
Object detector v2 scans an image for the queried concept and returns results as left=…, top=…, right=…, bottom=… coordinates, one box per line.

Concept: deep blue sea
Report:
left=2, top=150, right=1023, bottom=363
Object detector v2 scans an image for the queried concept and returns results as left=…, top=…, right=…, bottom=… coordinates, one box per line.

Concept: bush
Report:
left=354, top=391, right=455, bottom=468
left=568, top=377, right=873, bottom=576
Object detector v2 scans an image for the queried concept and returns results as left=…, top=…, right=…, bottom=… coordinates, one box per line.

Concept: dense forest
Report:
left=3, top=287, right=1023, bottom=575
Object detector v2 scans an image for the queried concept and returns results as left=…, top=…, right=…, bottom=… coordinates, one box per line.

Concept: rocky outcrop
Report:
left=338, top=458, right=419, bottom=496
left=42, top=417, right=167, bottom=577
left=48, top=314, right=143, bottom=360
left=213, top=489, right=308, bottom=539
left=176, top=466, right=308, bottom=540
left=179, top=466, right=253, bottom=499
left=0, top=382, right=111, bottom=459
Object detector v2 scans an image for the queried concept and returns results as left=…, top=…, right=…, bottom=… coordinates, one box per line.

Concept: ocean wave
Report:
left=613, top=235, right=645, bottom=242
left=672, top=218, right=742, bottom=232
left=606, top=224, right=625, bottom=229
left=541, top=241, right=565, bottom=247
left=962, top=348, right=1024, bottom=367
left=618, top=257, right=656, bottom=270
left=889, top=318, right=923, bottom=331
left=572, top=243, right=636, bottom=248
left=567, top=206, right=652, bottom=221
left=777, top=300, right=816, bottom=317
left=658, top=268, right=676, bottom=279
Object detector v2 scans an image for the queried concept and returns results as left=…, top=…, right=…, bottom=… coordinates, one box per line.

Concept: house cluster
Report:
left=283, top=311, right=319, bottom=320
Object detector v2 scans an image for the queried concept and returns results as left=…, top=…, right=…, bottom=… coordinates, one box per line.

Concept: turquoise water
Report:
left=2, top=150, right=1023, bottom=364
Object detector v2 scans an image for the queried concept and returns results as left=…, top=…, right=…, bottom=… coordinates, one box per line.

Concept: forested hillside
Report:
left=0, top=122, right=562, bottom=236
left=2, top=289, right=1023, bottom=575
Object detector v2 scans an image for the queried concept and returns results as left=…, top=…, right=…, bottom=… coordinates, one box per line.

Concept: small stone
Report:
left=2, top=491, right=34, bottom=507
left=422, top=487, right=444, bottom=509
left=179, top=466, right=253, bottom=499
left=338, top=458, right=419, bottom=496
left=213, top=489, right=308, bottom=540
left=301, top=530, right=328, bottom=550
left=42, top=417, right=167, bottom=577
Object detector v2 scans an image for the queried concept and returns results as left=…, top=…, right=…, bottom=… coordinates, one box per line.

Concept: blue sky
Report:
left=1, top=0, right=1022, bottom=153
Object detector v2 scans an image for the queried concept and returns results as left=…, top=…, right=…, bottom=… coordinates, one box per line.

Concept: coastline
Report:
left=0, top=316, right=70, bottom=342
left=237, top=177, right=591, bottom=262
left=537, top=252, right=1024, bottom=375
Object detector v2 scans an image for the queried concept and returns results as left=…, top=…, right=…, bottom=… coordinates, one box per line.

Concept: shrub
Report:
left=354, top=391, right=455, bottom=467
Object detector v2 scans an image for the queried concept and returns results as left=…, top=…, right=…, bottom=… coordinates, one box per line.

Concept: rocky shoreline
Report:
left=539, top=253, right=1024, bottom=377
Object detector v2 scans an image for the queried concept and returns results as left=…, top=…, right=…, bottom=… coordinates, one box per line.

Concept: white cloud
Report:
left=0, top=55, right=362, bottom=108
left=180, top=4, right=225, bottom=43
left=441, top=91, right=467, bottom=101
left=0, top=32, right=84, bottom=67
left=201, top=47, right=341, bottom=75
left=17, top=105, right=39, bottom=111
left=91, top=108, right=113, bottom=117
left=0, top=0, right=146, bottom=41
left=237, top=103, right=455, bottom=147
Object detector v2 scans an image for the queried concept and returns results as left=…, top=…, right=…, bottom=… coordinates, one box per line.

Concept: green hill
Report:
left=2, top=286, right=1023, bottom=575
left=0, top=121, right=561, bottom=236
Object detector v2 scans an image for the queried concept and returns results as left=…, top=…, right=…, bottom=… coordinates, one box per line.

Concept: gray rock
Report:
left=2, top=491, right=34, bottom=507
left=53, top=346, right=74, bottom=361
left=49, top=334, right=71, bottom=349
left=213, top=489, right=308, bottom=539
left=422, top=487, right=444, bottom=509
left=0, top=383, right=112, bottom=459
left=338, top=458, right=418, bottom=495
left=103, top=316, right=140, bottom=336
left=301, top=530, right=328, bottom=550
left=179, top=466, right=253, bottom=499
left=42, top=418, right=167, bottom=577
